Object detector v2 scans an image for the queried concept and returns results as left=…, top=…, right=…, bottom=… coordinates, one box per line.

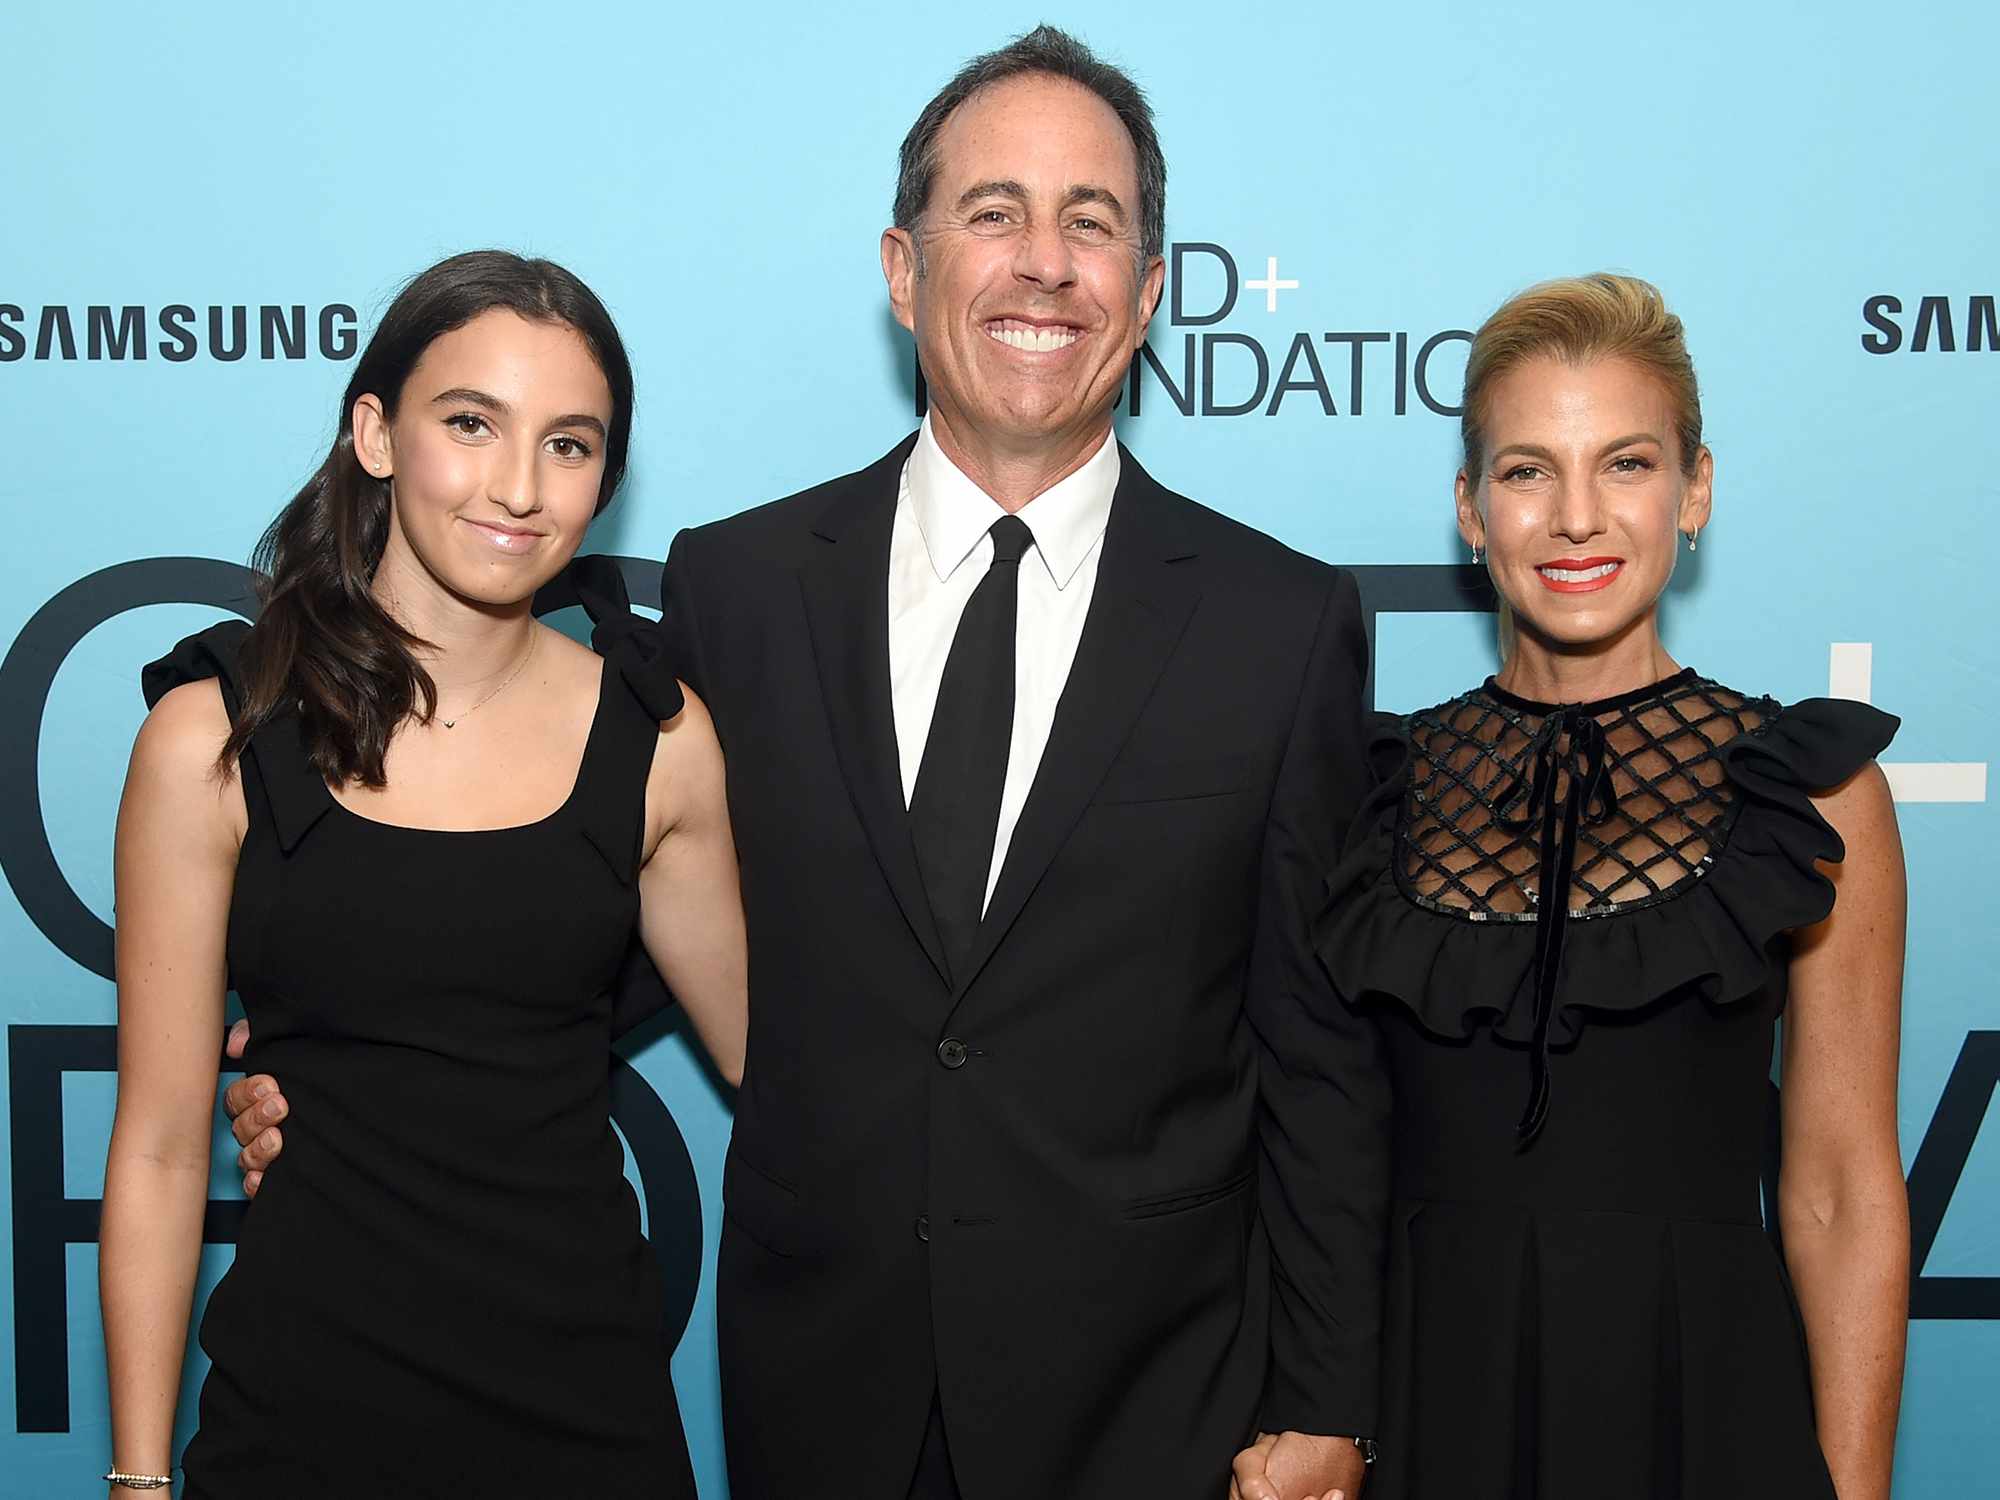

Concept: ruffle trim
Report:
left=142, top=619, right=252, bottom=714
left=1315, top=696, right=1899, bottom=1045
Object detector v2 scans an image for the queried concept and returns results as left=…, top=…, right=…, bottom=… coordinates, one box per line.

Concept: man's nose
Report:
left=1012, top=217, right=1077, bottom=290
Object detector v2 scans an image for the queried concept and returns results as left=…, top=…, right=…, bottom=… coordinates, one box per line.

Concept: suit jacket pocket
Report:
left=1122, top=1166, right=1257, bottom=1221
left=1092, top=752, right=1263, bottom=806
left=723, top=1147, right=798, bottom=1257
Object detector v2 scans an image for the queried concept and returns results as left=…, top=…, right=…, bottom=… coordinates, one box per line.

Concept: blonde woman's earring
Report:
left=1471, top=545, right=1484, bottom=565
left=1686, top=529, right=1699, bottom=552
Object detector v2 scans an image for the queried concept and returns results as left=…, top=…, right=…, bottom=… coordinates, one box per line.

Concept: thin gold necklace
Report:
left=437, top=627, right=538, bottom=729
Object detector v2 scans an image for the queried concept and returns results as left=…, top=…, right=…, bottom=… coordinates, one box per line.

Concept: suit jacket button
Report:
left=915, top=1215, right=931, bottom=1242
left=937, top=1037, right=969, bottom=1069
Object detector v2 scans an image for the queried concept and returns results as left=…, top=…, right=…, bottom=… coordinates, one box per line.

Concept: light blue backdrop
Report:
left=3, top=2, right=1994, bottom=1494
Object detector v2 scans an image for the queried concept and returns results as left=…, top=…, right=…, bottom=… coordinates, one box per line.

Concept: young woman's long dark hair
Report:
left=221, top=250, right=635, bottom=787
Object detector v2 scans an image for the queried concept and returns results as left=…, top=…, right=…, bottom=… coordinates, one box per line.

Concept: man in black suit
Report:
left=225, top=25, right=1388, bottom=1500
left=671, top=27, right=1387, bottom=1499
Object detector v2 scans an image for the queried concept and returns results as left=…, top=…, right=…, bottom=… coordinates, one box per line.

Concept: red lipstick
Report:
left=1533, top=556, right=1624, bottom=594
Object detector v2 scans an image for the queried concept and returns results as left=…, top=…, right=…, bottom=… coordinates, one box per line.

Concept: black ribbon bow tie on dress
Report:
left=1492, top=707, right=1617, bottom=1143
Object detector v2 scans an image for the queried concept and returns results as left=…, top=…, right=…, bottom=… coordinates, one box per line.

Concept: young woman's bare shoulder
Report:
left=644, top=683, right=723, bottom=834
left=134, top=679, right=233, bottom=771
left=127, top=679, right=246, bottom=836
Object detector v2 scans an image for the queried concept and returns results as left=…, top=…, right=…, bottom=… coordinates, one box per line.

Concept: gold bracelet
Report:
left=104, top=1469, right=173, bottom=1490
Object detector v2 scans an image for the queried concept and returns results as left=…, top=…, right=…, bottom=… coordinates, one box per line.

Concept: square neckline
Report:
left=323, top=653, right=616, bottom=836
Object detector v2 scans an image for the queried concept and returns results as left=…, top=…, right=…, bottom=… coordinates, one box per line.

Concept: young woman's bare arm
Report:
left=636, top=685, right=747, bottom=1086
left=1781, top=763, right=1909, bottom=1500
left=101, top=680, right=245, bottom=1492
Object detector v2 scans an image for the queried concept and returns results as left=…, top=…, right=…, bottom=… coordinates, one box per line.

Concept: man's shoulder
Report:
left=677, top=436, right=914, bottom=564
left=675, top=479, right=832, bottom=561
left=1137, top=468, right=1347, bottom=606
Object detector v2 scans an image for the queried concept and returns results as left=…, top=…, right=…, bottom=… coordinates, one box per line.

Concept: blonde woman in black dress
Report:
left=100, top=252, right=745, bottom=1498
left=1241, top=274, right=1907, bottom=1500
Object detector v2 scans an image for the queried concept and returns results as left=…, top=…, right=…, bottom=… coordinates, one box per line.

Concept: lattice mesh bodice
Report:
left=1398, top=671, right=1777, bottom=923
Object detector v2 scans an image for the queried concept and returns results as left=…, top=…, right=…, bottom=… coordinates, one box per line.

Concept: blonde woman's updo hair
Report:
left=1460, top=273, right=1704, bottom=480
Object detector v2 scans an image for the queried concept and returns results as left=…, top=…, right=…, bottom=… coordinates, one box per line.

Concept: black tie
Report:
left=909, top=514, right=1035, bottom=982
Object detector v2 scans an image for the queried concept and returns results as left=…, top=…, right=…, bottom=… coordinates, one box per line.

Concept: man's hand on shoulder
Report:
left=221, top=1018, right=286, bottom=1198
left=1229, top=1430, right=1367, bottom=1500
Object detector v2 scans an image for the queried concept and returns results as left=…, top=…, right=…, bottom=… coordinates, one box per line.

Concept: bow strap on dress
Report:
left=1491, top=708, right=1616, bottom=1141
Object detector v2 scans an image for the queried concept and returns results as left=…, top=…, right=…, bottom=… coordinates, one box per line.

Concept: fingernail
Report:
left=261, top=1129, right=278, bottom=1149
left=253, top=1082, right=272, bottom=1099
left=262, top=1099, right=283, bottom=1121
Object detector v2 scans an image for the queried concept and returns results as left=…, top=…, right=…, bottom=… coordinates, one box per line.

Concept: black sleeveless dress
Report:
left=1314, top=670, right=1897, bottom=1499
left=143, top=565, right=697, bottom=1499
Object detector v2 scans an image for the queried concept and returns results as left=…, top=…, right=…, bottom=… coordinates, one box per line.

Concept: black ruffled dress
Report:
left=1314, top=669, right=1896, bottom=1499
left=143, top=560, right=697, bottom=1499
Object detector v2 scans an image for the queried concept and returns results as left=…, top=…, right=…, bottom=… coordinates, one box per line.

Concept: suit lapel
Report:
left=796, top=434, right=952, bottom=987
left=950, top=447, right=1202, bottom=1004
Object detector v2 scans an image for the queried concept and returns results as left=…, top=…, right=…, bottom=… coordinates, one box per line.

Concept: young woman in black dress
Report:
left=1242, top=274, right=1908, bottom=1500
left=99, top=251, right=745, bottom=1498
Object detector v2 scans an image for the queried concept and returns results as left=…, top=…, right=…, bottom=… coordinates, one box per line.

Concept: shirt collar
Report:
left=904, top=414, right=1120, bottom=590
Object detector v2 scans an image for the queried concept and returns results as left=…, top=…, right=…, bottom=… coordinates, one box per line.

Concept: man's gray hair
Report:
left=893, top=25, right=1167, bottom=264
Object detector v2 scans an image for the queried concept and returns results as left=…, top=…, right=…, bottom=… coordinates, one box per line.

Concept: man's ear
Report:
left=1134, top=254, right=1165, bottom=344
left=352, top=393, right=393, bottom=478
left=882, top=228, right=920, bottom=334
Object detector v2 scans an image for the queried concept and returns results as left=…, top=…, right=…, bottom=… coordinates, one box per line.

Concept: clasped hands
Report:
left=1229, top=1429, right=1364, bottom=1500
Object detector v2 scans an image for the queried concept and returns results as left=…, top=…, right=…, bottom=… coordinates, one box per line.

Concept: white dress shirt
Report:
left=888, top=415, right=1120, bottom=912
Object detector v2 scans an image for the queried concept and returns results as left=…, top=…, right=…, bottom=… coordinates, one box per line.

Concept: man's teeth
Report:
left=1539, top=563, right=1620, bottom=582
left=987, top=324, right=1080, bottom=351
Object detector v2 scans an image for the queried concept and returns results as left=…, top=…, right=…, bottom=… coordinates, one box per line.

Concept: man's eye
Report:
left=1611, top=455, right=1652, bottom=473
left=1503, top=464, right=1542, bottom=483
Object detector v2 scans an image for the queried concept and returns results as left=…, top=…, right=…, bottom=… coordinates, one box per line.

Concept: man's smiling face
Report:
left=885, top=72, right=1164, bottom=460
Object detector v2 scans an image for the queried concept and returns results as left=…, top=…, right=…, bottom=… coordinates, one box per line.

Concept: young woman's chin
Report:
left=407, top=539, right=583, bottom=612
left=456, top=568, right=570, bottom=611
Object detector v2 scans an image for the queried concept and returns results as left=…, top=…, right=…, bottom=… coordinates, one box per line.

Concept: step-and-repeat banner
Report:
left=3, top=2, right=1993, bottom=1494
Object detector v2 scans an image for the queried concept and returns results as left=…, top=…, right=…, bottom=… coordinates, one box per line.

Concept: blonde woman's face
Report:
left=1456, top=355, right=1712, bottom=650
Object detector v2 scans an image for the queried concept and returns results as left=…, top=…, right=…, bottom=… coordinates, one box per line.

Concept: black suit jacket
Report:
left=654, top=435, right=1388, bottom=1499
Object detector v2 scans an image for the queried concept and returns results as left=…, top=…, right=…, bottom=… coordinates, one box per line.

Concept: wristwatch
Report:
left=1353, top=1437, right=1378, bottom=1465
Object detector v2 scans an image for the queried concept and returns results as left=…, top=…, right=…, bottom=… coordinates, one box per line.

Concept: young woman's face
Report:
left=356, top=308, right=613, bottom=608
left=1457, top=355, right=1712, bottom=651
